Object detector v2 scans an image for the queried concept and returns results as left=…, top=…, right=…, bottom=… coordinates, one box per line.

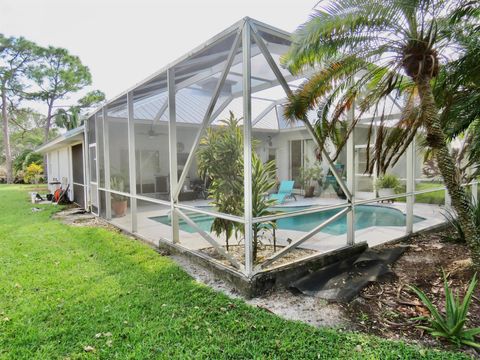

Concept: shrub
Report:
left=196, top=112, right=277, bottom=260
left=410, top=272, right=480, bottom=349
left=22, top=151, right=43, bottom=171
left=23, top=163, right=43, bottom=184
left=443, top=200, right=480, bottom=243
left=375, top=173, right=401, bottom=191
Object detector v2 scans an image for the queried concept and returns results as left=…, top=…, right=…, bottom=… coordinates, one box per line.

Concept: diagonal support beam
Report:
left=175, top=209, right=241, bottom=269
left=173, top=29, right=242, bottom=200
left=152, top=99, right=168, bottom=125
left=259, top=207, right=350, bottom=269
left=250, top=22, right=352, bottom=200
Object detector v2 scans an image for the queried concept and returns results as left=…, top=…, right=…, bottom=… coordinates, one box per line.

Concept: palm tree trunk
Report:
left=417, top=77, right=480, bottom=266
left=1, top=88, right=13, bottom=184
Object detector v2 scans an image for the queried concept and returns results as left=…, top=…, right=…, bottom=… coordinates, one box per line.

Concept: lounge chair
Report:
left=270, top=180, right=296, bottom=204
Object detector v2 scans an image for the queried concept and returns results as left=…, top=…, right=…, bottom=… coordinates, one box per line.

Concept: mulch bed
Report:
left=201, top=244, right=317, bottom=268
left=342, top=227, right=480, bottom=355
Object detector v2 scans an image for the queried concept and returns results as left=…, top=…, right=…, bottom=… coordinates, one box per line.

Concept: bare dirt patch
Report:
left=53, top=207, right=118, bottom=231
left=342, top=229, right=480, bottom=354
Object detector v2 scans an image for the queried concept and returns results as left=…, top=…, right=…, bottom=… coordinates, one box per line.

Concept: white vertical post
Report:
left=406, top=140, right=415, bottom=234
left=167, top=67, right=179, bottom=244
left=127, top=91, right=138, bottom=233
left=102, top=108, right=112, bottom=220
left=83, top=124, right=90, bottom=211
left=243, top=21, right=253, bottom=276
left=346, top=105, right=355, bottom=246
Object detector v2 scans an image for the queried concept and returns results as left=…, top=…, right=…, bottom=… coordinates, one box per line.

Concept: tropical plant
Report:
left=298, top=159, right=323, bottom=196
left=282, top=0, right=480, bottom=267
left=54, top=90, right=105, bottom=131
left=444, top=199, right=480, bottom=243
left=110, top=175, right=128, bottom=201
left=23, top=163, right=43, bottom=184
left=410, top=272, right=480, bottom=348
left=196, top=112, right=277, bottom=260
left=251, top=155, right=277, bottom=260
left=375, top=174, right=401, bottom=191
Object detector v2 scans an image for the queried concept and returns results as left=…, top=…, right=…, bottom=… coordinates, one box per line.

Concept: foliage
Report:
left=444, top=200, right=480, bottom=243
left=22, top=151, right=43, bottom=170
left=196, top=112, right=277, bottom=260
left=110, top=175, right=127, bottom=201
left=299, top=159, right=324, bottom=190
left=29, top=46, right=94, bottom=140
left=0, top=185, right=468, bottom=359
left=410, top=272, right=480, bottom=349
left=375, top=174, right=401, bottom=191
left=281, top=0, right=480, bottom=266
left=23, top=163, right=43, bottom=184
left=0, top=34, right=40, bottom=183
left=197, top=113, right=244, bottom=250
left=251, top=155, right=277, bottom=259
left=55, top=90, right=105, bottom=131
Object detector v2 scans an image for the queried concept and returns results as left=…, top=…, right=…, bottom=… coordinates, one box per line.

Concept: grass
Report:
left=0, top=185, right=469, bottom=359
left=396, top=182, right=446, bottom=205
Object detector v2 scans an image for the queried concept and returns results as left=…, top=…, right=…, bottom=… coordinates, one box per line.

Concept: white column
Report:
left=102, top=109, right=112, bottom=220
left=406, top=140, right=415, bottom=234
left=168, top=68, right=179, bottom=244
left=243, top=21, right=253, bottom=276
left=346, top=105, right=355, bottom=246
left=127, top=91, right=137, bottom=232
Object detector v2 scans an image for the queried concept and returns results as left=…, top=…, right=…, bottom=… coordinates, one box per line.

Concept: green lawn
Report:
left=0, top=185, right=468, bottom=359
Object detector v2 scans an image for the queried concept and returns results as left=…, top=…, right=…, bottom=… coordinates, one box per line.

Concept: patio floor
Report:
left=109, top=193, right=446, bottom=263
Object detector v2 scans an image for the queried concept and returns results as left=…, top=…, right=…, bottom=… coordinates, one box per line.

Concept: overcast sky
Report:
left=0, top=0, right=316, bottom=109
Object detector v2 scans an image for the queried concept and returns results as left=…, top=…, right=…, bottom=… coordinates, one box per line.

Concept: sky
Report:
left=0, top=0, right=316, bottom=110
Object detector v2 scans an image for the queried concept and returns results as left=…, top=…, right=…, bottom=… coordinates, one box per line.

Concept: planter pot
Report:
left=378, top=188, right=395, bottom=198
left=304, top=186, right=315, bottom=198
left=112, top=199, right=128, bottom=217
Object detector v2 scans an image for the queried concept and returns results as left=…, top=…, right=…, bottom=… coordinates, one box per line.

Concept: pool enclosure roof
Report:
left=89, top=17, right=403, bottom=131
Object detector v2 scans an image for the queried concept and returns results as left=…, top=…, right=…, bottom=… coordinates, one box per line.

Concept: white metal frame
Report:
left=83, top=17, right=479, bottom=278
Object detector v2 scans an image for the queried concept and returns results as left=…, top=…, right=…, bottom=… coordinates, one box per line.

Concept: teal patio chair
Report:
left=270, top=180, right=296, bottom=204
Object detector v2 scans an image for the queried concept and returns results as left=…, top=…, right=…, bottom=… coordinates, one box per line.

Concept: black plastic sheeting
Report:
left=289, top=247, right=406, bottom=302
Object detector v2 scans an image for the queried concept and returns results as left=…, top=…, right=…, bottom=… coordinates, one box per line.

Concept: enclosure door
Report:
left=89, top=143, right=99, bottom=215
left=72, top=143, right=86, bottom=208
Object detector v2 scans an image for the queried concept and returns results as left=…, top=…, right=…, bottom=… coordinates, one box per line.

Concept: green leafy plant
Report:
left=23, top=163, right=43, bottom=184
left=298, top=159, right=323, bottom=197
left=375, top=174, right=401, bottom=191
left=410, top=272, right=480, bottom=349
left=110, top=175, right=128, bottom=202
left=196, top=112, right=277, bottom=261
left=443, top=200, right=480, bottom=243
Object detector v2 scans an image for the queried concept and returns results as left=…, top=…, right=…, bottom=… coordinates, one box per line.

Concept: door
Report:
left=72, top=143, right=86, bottom=208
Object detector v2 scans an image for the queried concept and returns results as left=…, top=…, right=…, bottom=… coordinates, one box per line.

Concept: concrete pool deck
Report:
left=109, top=195, right=447, bottom=259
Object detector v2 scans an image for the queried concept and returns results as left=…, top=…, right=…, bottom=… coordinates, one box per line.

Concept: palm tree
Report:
left=282, top=0, right=480, bottom=265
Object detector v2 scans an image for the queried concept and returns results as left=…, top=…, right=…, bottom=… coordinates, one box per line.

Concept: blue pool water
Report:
left=150, top=205, right=425, bottom=235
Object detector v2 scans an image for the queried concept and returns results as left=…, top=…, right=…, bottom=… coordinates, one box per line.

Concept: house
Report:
left=38, top=17, right=447, bottom=285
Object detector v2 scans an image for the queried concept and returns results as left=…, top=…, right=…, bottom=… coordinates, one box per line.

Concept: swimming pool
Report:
left=149, top=205, right=425, bottom=236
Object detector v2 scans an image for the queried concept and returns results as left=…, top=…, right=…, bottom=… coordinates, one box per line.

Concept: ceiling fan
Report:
left=139, top=125, right=167, bottom=138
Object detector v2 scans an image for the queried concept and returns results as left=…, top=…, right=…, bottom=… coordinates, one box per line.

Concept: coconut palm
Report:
left=282, top=0, right=480, bottom=265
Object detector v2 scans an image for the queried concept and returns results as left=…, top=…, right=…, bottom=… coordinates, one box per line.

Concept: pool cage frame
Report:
left=84, top=17, right=479, bottom=278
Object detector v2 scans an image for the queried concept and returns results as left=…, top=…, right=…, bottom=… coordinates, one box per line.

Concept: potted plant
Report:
left=111, top=175, right=128, bottom=217
left=299, top=160, right=323, bottom=198
left=375, top=174, right=400, bottom=197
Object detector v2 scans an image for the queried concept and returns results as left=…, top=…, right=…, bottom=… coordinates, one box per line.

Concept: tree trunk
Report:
left=416, top=76, right=480, bottom=266
left=1, top=88, right=13, bottom=184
